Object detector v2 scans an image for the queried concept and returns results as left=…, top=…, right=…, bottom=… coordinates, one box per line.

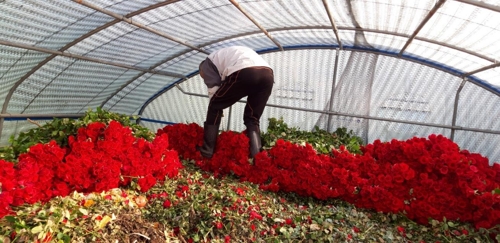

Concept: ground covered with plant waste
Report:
left=0, top=109, right=499, bottom=242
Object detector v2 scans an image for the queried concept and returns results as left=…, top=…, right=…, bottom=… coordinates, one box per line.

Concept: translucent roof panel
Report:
left=203, top=34, right=276, bottom=52
left=238, top=0, right=330, bottom=28
left=359, top=31, right=407, bottom=51
left=154, top=51, right=207, bottom=76
left=0, top=46, right=51, bottom=106
left=458, top=82, right=500, bottom=131
left=103, top=74, right=178, bottom=115
left=344, top=0, right=434, bottom=34
left=66, top=22, right=188, bottom=69
left=271, top=29, right=340, bottom=47
left=0, top=0, right=113, bottom=49
left=404, top=38, right=492, bottom=75
left=8, top=57, right=142, bottom=114
left=421, top=0, right=500, bottom=63
left=84, top=1, right=157, bottom=16
left=135, top=0, right=257, bottom=46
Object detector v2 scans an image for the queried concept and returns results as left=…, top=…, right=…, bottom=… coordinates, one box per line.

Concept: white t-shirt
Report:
left=202, top=46, right=271, bottom=98
left=207, top=46, right=271, bottom=81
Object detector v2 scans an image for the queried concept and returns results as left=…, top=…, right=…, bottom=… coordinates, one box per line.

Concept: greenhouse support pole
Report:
left=451, top=78, right=468, bottom=141
left=398, top=0, right=446, bottom=56
left=0, top=117, right=4, bottom=141
left=327, top=48, right=340, bottom=132
left=322, top=0, right=343, bottom=49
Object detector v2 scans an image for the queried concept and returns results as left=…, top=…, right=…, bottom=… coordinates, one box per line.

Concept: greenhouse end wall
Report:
left=139, top=50, right=500, bottom=164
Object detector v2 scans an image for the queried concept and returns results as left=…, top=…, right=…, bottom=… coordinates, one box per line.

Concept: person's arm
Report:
left=207, top=86, right=220, bottom=99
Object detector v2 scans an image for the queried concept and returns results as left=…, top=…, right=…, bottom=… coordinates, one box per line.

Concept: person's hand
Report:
left=208, top=86, right=220, bottom=99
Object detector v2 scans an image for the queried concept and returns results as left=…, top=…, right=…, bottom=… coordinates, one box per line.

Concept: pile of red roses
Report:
left=157, top=123, right=204, bottom=160
left=0, top=121, right=182, bottom=218
left=1, top=120, right=499, bottom=232
left=163, top=123, right=500, bottom=230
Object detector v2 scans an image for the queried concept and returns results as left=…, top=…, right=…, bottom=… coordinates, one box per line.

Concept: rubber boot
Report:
left=198, top=122, right=220, bottom=158
left=247, top=125, right=262, bottom=158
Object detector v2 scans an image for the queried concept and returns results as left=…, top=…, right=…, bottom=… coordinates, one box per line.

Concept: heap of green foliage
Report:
left=261, top=117, right=364, bottom=154
left=0, top=107, right=154, bottom=163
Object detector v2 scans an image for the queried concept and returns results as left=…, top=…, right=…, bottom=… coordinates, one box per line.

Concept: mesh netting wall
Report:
left=0, top=120, right=50, bottom=145
left=454, top=82, right=500, bottom=164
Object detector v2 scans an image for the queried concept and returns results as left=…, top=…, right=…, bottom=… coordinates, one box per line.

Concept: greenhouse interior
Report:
left=1, top=0, right=500, bottom=242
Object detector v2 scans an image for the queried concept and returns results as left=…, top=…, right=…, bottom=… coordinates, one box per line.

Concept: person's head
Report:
left=199, top=58, right=221, bottom=88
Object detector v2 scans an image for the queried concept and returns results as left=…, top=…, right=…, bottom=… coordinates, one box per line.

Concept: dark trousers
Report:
left=206, top=67, right=274, bottom=127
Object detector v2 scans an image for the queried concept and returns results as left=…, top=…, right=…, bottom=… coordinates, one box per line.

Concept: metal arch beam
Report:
left=453, top=0, right=500, bottom=13
left=229, top=0, right=284, bottom=51
left=398, top=0, right=447, bottom=57
left=5, top=1, right=497, bottom=115
left=174, top=26, right=495, bottom=62
left=322, top=0, right=343, bottom=49
left=7, top=25, right=492, bottom=114
left=74, top=0, right=209, bottom=55
left=463, top=63, right=500, bottom=77
left=338, top=26, right=495, bottom=62
left=0, top=113, right=83, bottom=119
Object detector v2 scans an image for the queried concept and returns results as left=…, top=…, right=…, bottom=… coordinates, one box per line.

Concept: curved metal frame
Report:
left=3, top=0, right=499, bottom=114
left=398, top=0, right=447, bottom=56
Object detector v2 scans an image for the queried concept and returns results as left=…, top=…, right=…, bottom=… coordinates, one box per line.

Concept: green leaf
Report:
left=57, top=232, right=71, bottom=243
left=4, top=215, right=17, bottom=223
left=79, top=208, right=89, bottom=215
left=193, top=234, right=200, bottom=242
left=31, top=225, right=43, bottom=234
